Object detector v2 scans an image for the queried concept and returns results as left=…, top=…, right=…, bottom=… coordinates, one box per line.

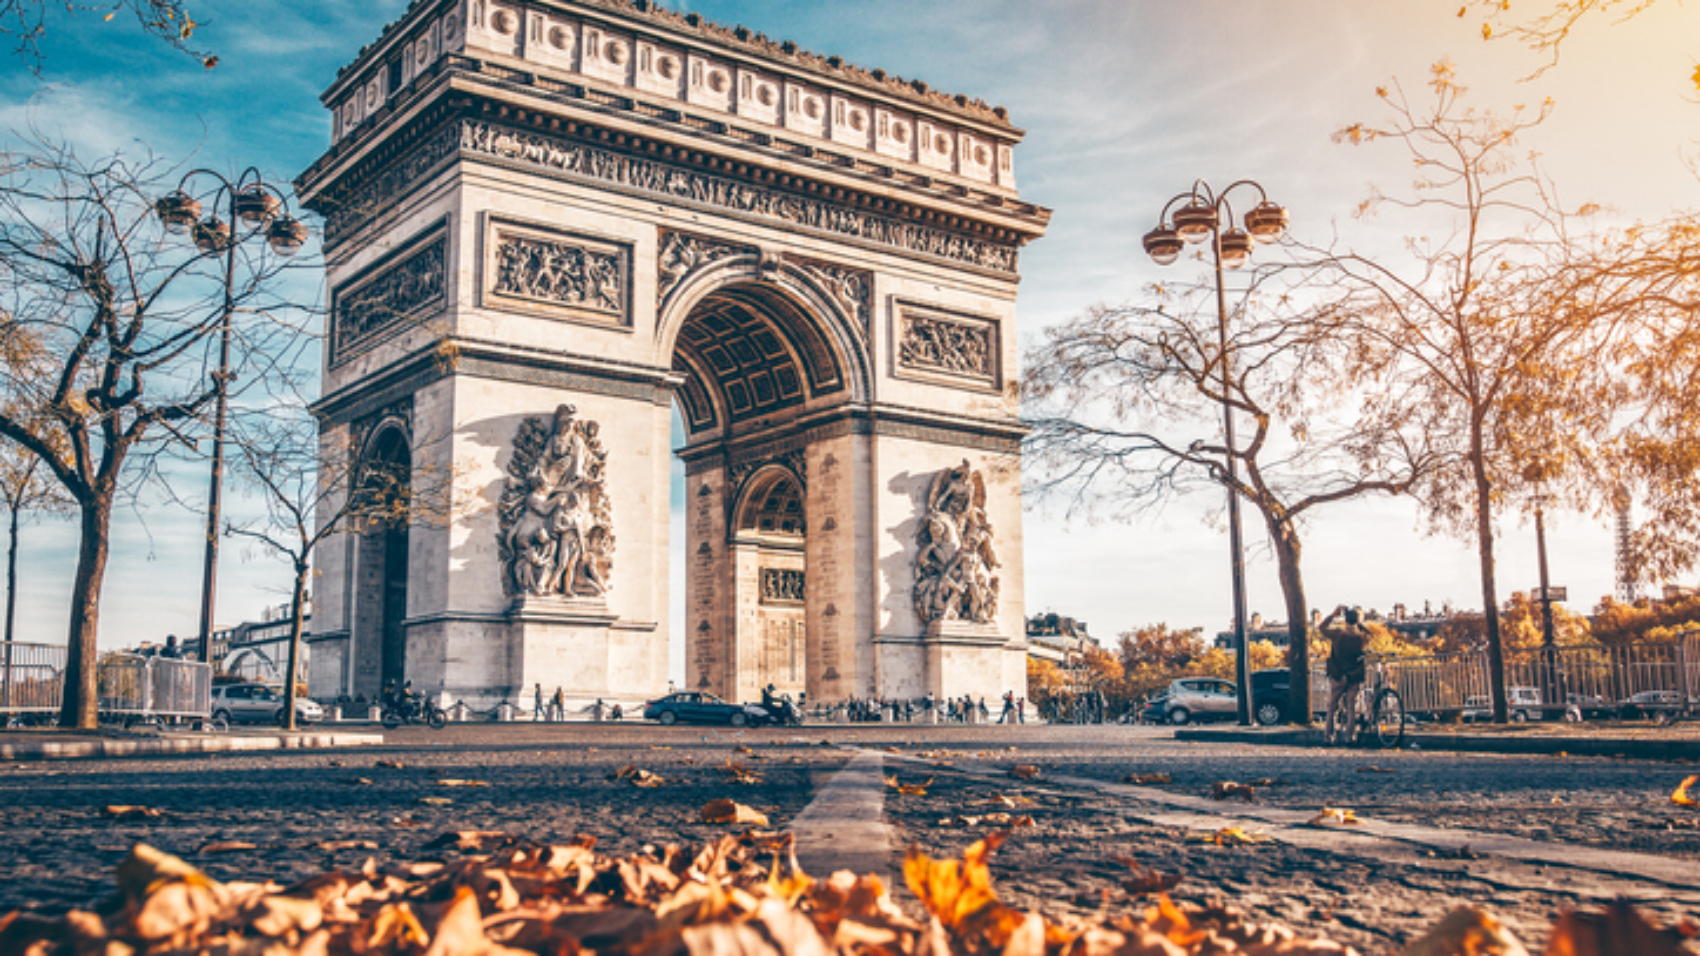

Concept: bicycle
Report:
left=1328, top=660, right=1405, bottom=749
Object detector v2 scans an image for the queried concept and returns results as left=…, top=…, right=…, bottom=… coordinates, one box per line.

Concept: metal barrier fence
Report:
left=1, top=642, right=66, bottom=713
left=1316, top=637, right=1700, bottom=717
left=3, top=644, right=210, bottom=723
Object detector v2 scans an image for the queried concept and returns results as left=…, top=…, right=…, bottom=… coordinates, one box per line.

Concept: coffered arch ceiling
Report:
left=672, top=283, right=847, bottom=437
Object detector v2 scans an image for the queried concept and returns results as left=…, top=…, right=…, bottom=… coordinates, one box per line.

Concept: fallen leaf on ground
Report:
left=885, top=775, right=934, bottom=796
left=0, top=829, right=1681, bottom=956
left=1112, top=857, right=1181, bottom=895
left=423, top=830, right=512, bottom=851
left=1399, top=906, right=1531, bottom=956
left=612, top=765, right=666, bottom=788
left=1355, top=766, right=1397, bottom=774
left=374, top=759, right=405, bottom=769
left=341, top=777, right=374, bottom=786
left=1009, top=765, right=1040, bottom=780
left=197, top=841, right=257, bottom=854
left=417, top=796, right=453, bottom=807
left=436, top=779, right=490, bottom=788
left=650, top=746, right=672, bottom=751
left=723, top=761, right=762, bottom=785
left=103, top=806, right=165, bottom=820
left=1125, top=772, right=1171, bottom=785
left=1245, top=777, right=1284, bottom=787
left=316, top=840, right=379, bottom=852
left=733, top=745, right=753, bottom=754
left=700, top=799, right=769, bottom=826
left=1185, top=827, right=1271, bottom=846
left=1210, top=781, right=1256, bottom=803
left=1672, top=775, right=1699, bottom=806
left=1308, top=808, right=1360, bottom=826
left=390, top=815, right=421, bottom=828
left=975, top=794, right=1033, bottom=808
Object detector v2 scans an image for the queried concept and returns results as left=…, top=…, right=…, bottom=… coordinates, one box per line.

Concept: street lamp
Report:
left=155, top=171, right=307, bottom=667
left=1144, top=180, right=1288, bottom=726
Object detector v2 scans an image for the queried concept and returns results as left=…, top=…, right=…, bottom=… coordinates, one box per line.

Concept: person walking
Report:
left=551, top=687, right=565, bottom=722
left=533, top=683, right=544, bottom=722
left=1016, top=696, right=1026, bottom=723
left=1322, top=605, right=1369, bottom=745
left=999, top=692, right=1015, bottom=724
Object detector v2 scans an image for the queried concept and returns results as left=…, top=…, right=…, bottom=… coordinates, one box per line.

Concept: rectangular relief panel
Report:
left=330, top=221, right=449, bottom=366
left=481, top=215, right=632, bottom=330
left=892, top=299, right=1001, bottom=391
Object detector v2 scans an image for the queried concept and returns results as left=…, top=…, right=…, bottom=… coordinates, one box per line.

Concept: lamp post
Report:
left=154, top=171, right=307, bottom=667
left=1142, top=180, right=1289, bottom=726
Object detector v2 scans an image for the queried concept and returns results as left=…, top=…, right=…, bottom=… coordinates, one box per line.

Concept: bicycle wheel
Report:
left=1372, top=688, right=1405, bottom=749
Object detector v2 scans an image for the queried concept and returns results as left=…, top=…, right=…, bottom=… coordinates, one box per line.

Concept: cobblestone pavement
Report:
left=3, top=722, right=1698, bottom=953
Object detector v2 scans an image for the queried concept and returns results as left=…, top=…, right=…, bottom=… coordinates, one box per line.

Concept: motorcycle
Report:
left=760, top=694, right=805, bottom=727
left=381, top=693, right=447, bottom=730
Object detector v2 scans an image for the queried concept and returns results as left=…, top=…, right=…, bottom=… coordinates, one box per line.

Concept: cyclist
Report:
left=1321, top=605, right=1368, bottom=745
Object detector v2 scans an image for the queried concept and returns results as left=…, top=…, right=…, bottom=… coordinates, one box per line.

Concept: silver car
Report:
left=210, top=683, right=324, bottom=726
left=1162, top=677, right=1238, bottom=725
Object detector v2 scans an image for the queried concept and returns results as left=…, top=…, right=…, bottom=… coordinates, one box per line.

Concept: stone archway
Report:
left=298, top=0, right=1047, bottom=710
left=351, top=424, right=410, bottom=701
left=728, top=466, right=807, bottom=700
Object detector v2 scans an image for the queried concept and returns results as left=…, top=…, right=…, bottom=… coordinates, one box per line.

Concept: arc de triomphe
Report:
left=297, top=0, right=1050, bottom=710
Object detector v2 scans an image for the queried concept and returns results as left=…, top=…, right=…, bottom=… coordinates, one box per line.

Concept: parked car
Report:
left=642, top=691, right=770, bottom=727
left=1460, top=686, right=1542, bottom=723
left=209, top=683, right=324, bottom=726
left=1565, top=692, right=1614, bottom=721
left=1161, top=677, right=1238, bottom=725
left=1619, top=689, right=1683, bottom=719
left=1250, top=669, right=1293, bottom=726
left=1138, top=695, right=1169, bottom=725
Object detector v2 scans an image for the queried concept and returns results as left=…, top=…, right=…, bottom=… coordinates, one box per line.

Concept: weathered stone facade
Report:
left=300, top=0, right=1048, bottom=709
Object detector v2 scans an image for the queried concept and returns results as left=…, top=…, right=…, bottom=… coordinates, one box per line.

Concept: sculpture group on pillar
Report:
left=914, top=459, right=1000, bottom=626
left=499, top=404, right=615, bottom=600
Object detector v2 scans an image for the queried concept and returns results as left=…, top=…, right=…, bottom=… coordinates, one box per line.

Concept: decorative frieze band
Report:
left=322, top=119, right=1021, bottom=276
left=331, top=228, right=447, bottom=363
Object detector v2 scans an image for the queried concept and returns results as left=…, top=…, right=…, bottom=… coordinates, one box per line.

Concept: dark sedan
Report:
left=642, top=691, right=769, bottom=727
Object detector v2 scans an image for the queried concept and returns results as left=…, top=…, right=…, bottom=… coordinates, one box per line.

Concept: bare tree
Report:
left=223, top=408, right=457, bottom=731
left=0, top=323, right=72, bottom=645
left=1303, top=64, right=1646, bottom=721
left=0, top=139, right=312, bottom=728
left=1025, top=281, right=1436, bottom=727
left=0, top=0, right=214, bottom=72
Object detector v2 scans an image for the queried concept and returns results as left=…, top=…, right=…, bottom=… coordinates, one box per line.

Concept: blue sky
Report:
left=3, top=1, right=1697, bottom=673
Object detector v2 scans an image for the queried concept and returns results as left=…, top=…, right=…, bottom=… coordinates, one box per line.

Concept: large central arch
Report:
left=297, top=0, right=1048, bottom=710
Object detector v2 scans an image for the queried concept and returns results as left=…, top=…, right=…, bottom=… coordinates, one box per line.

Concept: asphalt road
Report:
left=2, top=722, right=1696, bottom=951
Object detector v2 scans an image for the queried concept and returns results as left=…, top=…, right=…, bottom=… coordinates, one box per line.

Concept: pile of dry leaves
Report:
left=0, top=826, right=1685, bottom=956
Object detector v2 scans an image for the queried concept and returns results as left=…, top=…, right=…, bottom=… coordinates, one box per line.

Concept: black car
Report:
left=642, top=691, right=769, bottom=727
left=1250, top=669, right=1293, bottom=726
left=1138, top=695, right=1169, bottom=724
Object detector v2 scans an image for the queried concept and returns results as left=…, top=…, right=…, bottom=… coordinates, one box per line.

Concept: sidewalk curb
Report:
left=0, top=732, right=386, bottom=761
left=1173, top=726, right=1700, bottom=760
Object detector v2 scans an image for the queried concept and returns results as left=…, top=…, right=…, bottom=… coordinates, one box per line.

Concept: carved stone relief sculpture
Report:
left=913, top=459, right=999, bottom=626
left=795, top=259, right=872, bottom=333
left=760, top=568, right=805, bottom=604
left=899, top=309, right=994, bottom=380
left=494, top=231, right=624, bottom=314
left=657, top=231, right=746, bottom=303
left=332, top=233, right=447, bottom=361
left=498, top=404, right=616, bottom=600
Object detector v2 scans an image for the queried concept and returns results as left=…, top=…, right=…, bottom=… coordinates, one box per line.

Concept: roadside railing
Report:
left=1306, top=637, right=1700, bottom=719
left=3, top=643, right=211, bottom=725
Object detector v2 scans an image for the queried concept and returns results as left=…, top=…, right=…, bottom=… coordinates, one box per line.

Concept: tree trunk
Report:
left=59, top=493, right=112, bottom=730
left=1470, top=422, right=1508, bottom=724
left=1268, top=517, right=1313, bottom=727
left=282, top=561, right=308, bottom=733
left=5, top=502, right=17, bottom=645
